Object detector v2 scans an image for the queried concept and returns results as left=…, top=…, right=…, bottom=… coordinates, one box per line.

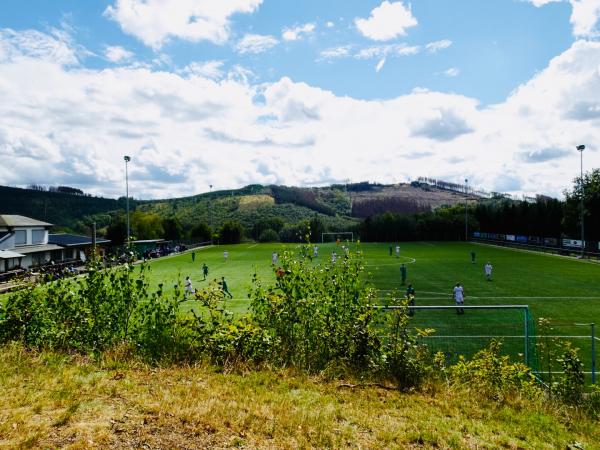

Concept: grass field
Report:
left=146, top=241, right=600, bottom=376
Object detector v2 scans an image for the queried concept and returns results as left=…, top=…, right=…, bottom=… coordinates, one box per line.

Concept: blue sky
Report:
left=0, top=0, right=599, bottom=198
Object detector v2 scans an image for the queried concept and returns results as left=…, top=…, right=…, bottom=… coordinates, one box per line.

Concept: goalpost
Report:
left=373, top=304, right=536, bottom=368
left=321, top=232, right=354, bottom=243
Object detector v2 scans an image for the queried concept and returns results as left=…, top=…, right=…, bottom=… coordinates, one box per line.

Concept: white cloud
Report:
left=571, top=0, right=600, bottom=37
left=282, top=23, right=316, bottom=41
left=104, top=0, right=263, bottom=49
left=355, top=1, right=418, bottom=41
left=104, top=45, right=134, bottom=63
left=355, top=43, right=420, bottom=59
left=527, top=0, right=600, bottom=37
left=426, top=39, right=452, bottom=53
left=235, top=33, right=278, bottom=54
left=326, top=21, right=335, bottom=28
left=375, top=58, right=386, bottom=72
left=319, top=45, right=352, bottom=59
left=181, top=60, right=225, bottom=79
left=0, top=28, right=80, bottom=65
left=444, top=67, right=460, bottom=77
left=2, top=29, right=600, bottom=198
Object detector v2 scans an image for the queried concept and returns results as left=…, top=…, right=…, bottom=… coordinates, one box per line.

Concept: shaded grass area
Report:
left=0, top=344, right=597, bottom=449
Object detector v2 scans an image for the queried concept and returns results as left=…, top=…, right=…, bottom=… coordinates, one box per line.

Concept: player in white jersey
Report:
left=453, top=283, right=465, bottom=315
left=484, top=262, right=493, bottom=281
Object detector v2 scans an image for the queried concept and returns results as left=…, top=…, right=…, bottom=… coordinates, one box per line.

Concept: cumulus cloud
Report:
left=235, top=33, right=278, bottom=54
left=104, top=0, right=263, bottom=49
left=2, top=29, right=600, bottom=198
left=355, top=1, right=418, bottom=41
left=282, top=23, right=316, bottom=41
left=518, top=148, right=571, bottom=162
left=181, top=60, right=225, bottom=79
left=527, top=0, right=600, bottom=37
left=104, top=45, right=134, bottom=63
left=411, top=108, right=474, bottom=141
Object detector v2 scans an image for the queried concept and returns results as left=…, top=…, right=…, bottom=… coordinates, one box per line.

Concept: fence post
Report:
left=592, top=323, right=596, bottom=385
left=524, top=307, right=529, bottom=367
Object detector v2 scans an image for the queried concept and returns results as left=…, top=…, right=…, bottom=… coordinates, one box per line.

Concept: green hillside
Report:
left=0, top=182, right=474, bottom=235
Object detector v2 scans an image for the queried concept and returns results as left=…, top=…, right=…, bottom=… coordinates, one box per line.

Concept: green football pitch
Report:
left=146, top=241, right=600, bottom=377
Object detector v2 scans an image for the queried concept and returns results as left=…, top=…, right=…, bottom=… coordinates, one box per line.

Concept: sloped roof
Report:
left=16, top=244, right=64, bottom=254
left=0, top=215, right=52, bottom=227
left=0, top=250, right=25, bottom=259
left=48, top=234, right=111, bottom=247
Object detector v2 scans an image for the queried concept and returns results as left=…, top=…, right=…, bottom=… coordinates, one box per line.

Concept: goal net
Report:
left=321, top=232, right=354, bottom=244
left=374, top=305, right=537, bottom=369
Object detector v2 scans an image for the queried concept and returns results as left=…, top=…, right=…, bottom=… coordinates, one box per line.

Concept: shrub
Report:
left=258, top=228, right=280, bottom=242
left=449, top=341, right=540, bottom=401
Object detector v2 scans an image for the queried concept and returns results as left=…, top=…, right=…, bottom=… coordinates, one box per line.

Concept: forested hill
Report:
left=0, top=185, right=126, bottom=231
left=0, top=181, right=475, bottom=233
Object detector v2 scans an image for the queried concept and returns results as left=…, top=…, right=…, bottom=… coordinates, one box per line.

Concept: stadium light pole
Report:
left=465, top=178, right=469, bottom=242
left=124, top=155, right=131, bottom=248
left=577, top=145, right=585, bottom=258
left=209, top=184, right=213, bottom=242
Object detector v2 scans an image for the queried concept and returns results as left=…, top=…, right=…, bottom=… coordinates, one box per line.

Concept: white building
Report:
left=0, top=215, right=61, bottom=272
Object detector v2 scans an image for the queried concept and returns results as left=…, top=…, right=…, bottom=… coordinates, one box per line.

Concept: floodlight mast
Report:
left=465, top=178, right=468, bottom=242
left=577, top=145, right=585, bottom=258
left=124, top=155, right=131, bottom=249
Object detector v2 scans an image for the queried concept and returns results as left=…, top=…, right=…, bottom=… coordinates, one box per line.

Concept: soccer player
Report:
left=470, top=251, right=476, bottom=264
left=191, top=251, right=195, bottom=262
left=331, top=251, right=337, bottom=263
left=184, top=276, right=194, bottom=298
left=453, top=283, right=465, bottom=315
left=389, top=246, right=393, bottom=256
left=202, top=263, right=208, bottom=280
left=272, top=252, right=278, bottom=265
left=220, top=276, right=233, bottom=298
left=395, top=245, right=400, bottom=258
left=484, top=262, right=493, bottom=281
left=400, top=264, right=407, bottom=285
left=223, top=250, right=229, bottom=261
left=313, top=245, right=319, bottom=258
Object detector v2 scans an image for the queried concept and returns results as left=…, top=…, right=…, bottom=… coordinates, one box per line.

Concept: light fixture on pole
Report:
left=124, top=155, right=131, bottom=248
left=576, top=145, right=585, bottom=258
left=465, top=178, right=469, bottom=242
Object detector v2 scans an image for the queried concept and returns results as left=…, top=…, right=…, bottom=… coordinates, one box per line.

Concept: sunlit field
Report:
left=146, top=241, right=600, bottom=374
left=146, top=241, right=600, bottom=319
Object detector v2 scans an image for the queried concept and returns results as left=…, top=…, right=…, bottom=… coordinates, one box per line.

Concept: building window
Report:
left=32, top=229, right=45, bottom=244
left=14, top=230, right=26, bottom=246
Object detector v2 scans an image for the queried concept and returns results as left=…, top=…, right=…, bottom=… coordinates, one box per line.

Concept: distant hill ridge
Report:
left=0, top=181, right=480, bottom=231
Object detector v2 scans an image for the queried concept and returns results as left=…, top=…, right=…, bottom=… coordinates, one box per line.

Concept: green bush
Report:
left=258, top=228, right=280, bottom=242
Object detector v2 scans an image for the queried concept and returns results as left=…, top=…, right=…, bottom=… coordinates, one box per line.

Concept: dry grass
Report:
left=237, top=195, right=275, bottom=211
left=0, top=344, right=597, bottom=449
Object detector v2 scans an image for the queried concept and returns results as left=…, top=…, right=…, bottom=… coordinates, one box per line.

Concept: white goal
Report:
left=321, top=232, right=354, bottom=243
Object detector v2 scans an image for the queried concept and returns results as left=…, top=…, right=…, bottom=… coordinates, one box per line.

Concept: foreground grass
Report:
left=0, top=345, right=597, bottom=449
